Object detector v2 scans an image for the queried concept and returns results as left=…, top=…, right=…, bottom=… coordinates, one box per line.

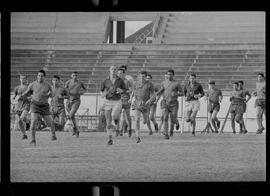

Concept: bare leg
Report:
left=29, top=113, right=39, bottom=144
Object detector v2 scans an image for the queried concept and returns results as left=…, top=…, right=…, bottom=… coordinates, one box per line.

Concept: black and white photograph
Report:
left=4, top=10, right=267, bottom=193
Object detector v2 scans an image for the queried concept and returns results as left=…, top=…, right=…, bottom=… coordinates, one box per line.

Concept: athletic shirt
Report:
left=206, top=87, right=222, bottom=104
left=133, top=80, right=154, bottom=102
left=184, top=81, right=205, bottom=101
left=231, top=90, right=245, bottom=105
left=14, top=84, right=30, bottom=110
left=23, top=81, right=52, bottom=104
left=255, top=81, right=266, bottom=100
left=65, top=79, right=86, bottom=101
left=159, top=80, right=182, bottom=105
left=51, top=86, right=69, bottom=107
left=121, top=78, right=132, bottom=101
left=100, top=77, right=126, bottom=100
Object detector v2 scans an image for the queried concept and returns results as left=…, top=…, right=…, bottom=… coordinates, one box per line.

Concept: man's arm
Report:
left=219, top=90, right=223, bottom=103
left=194, top=84, right=204, bottom=98
left=79, top=82, right=87, bottom=95
left=245, top=90, right=252, bottom=103
left=21, top=83, right=33, bottom=99
left=12, top=87, right=18, bottom=100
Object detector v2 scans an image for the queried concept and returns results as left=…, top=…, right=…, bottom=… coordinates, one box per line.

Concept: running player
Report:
left=100, top=65, right=126, bottom=145
left=156, top=69, right=183, bottom=139
left=205, top=80, right=222, bottom=133
left=145, top=74, right=159, bottom=134
left=50, top=75, right=69, bottom=131
left=130, top=71, right=155, bottom=143
left=12, top=75, right=31, bottom=139
left=117, top=68, right=133, bottom=137
left=229, top=82, right=246, bottom=134
left=252, top=73, right=266, bottom=134
left=21, top=70, right=57, bottom=145
left=65, top=71, right=87, bottom=138
left=237, top=80, right=251, bottom=134
left=183, top=73, right=205, bottom=136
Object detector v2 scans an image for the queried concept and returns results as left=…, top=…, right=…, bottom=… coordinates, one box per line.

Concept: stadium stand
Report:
left=11, top=12, right=265, bottom=93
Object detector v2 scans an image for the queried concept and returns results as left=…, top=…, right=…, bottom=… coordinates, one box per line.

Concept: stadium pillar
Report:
left=116, top=21, right=125, bottom=43
left=109, top=20, right=114, bottom=43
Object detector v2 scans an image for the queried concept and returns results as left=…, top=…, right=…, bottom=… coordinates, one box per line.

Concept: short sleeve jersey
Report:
left=65, top=79, right=86, bottom=101
left=51, top=86, right=69, bottom=107
left=14, top=84, right=30, bottom=110
left=160, top=80, right=182, bottom=105
left=23, top=81, right=52, bottom=104
left=100, top=77, right=126, bottom=100
left=255, top=81, right=266, bottom=99
left=206, top=87, right=222, bottom=103
left=184, top=81, right=205, bottom=101
left=133, top=80, right=154, bottom=102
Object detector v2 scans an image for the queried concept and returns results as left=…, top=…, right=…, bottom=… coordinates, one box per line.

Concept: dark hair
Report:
left=238, top=80, right=244, bottom=85
left=257, top=73, right=265, bottom=78
left=189, top=73, right=196, bottom=77
left=146, top=74, right=152, bottom=79
left=72, top=71, right=78, bottom=74
left=140, top=71, right=147, bottom=76
left=119, top=65, right=127, bottom=70
left=167, top=69, right=174, bottom=75
left=53, top=75, right=60, bottom=80
left=118, top=68, right=125, bottom=73
left=38, top=70, right=46, bottom=76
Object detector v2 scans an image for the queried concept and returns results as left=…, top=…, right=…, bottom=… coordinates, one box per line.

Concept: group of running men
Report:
left=12, top=65, right=266, bottom=146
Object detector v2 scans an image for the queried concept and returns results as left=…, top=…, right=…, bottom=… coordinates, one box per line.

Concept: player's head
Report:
left=139, top=71, right=147, bottom=82
left=167, top=69, right=174, bottom=80
left=19, top=75, right=27, bottom=84
left=71, top=71, right=78, bottom=80
left=146, top=74, right=152, bottom=81
left=52, top=75, right=60, bottom=86
left=208, top=80, right=215, bottom=88
left=164, top=73, right=169, bottom=81
left=117, top=68, right=125, bottom=79
left=189, top=73, right=196, bottom=83
left=232, top=82, right=238, bottom=90
left=37, top=70, right=46, bottom=82
left=119, top=65, right=127, bottom=71
left=238, top=80, right=244, bottom=89
left=110, top=65, right=117, bottom=76
left=257, top=73, right=265, bottom=82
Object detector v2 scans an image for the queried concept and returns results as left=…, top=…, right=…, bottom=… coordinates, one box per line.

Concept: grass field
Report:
left=10, top=130, right=266, bottom=182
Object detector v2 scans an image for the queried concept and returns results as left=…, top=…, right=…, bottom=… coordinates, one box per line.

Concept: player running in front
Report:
left=100, top=65, right=126, bottom=145
left=129, top=71, right=155, bottom=143
left=21, top=70, right=57, bottom=145
left=205, top=80, right=223, bottom=133
left=65, top=71, right=87, bottom=138
left=12, top=75, right=31, bottom=139
left=252, top=73, right=266, bottom=134
left=155, top=69, right=183, bottom=139
left=183, top=73, right=204, bottom=136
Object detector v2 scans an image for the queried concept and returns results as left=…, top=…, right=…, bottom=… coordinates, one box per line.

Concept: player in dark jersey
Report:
left=65, top=71, right=87, bottom=137
left=145, top=74, right=159, bottom=135
left=237, top=80, right=251, bottom=134
left=21, top=70, right=57, bottom=145
left=50, top=75, right=69, bottom=131
left=156, top=70, right=183, bottom=139
left=205, top=80, right=223, bottom=133
left=252, top=73, right=266, bottom=134
left=12, top=75, right=31, bottom=139
left=117, top=68, right=133, bottom=137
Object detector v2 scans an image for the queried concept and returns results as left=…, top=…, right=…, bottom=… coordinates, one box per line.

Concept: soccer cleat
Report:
left=191, top=131, right=195, bottom=136
left=243, top=129, right=248, bottom=134
left=136, top=137, right=141, bottom=143
left=76, top=131, right=80, bottom=138
left=149, top=131, right=153, bottom=135
left=22, top=134, right=28, bottom=140
left=51, top=135, right=57, bottom=141
left=256, top=127, right=264, bottom=134
left=186, top=118, right=191, bottom=123
left=176, top=123, right=180, bottom=130
left=119, top=130, right=123, bottom=136
left=214, top=130, right=219, bottom=134
left=169, top=131, right=173, bottom=137
left=154, top=123, right=159, bottom=132
left=164, top=134, right=170, bottom=139
left=30, top=139, right=36, bottom=146
left=107, top=139, right=113, bottom=145
left=233, top=131, right=236, bottom=134
left=216, top=121, right=220, bottom=129
left=128, top=129, right=132, bottom=137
